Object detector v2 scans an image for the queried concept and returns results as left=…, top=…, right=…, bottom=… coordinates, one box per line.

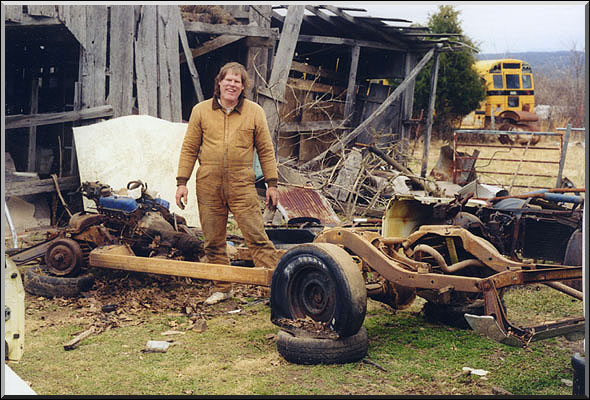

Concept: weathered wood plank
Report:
left=89, top=245, right=273, bottom=286
left=298, top=34, right=403, bottom=52
left=286, top=77, right=344, bottom=94
left=108, top=5, right=135, bottom=118
left=5, top=105, right=114, bottom=130
left=328, top=148, right=362, bottom=202
left=290, top=60, right=345, bottom=82
left=421, top=48, right=441, bottom=178
left=157, top=5, right=173, bottom=121
left=246, top=5, right=271, bottom=100
left=184, top=20, right=279, bottom=38
left=280, top=120, right=349, bottom=133
left=302, top=47, right=435, bottom=170
left=27, top=5, right=58, bottom=17
left=58, top=6, right=86, bottom=49
left=5, top=176, right=81, bottom=197
left=181, top=34, right=243, bottom=64
left=4, top=5, right=24, bottom=21
left=260, top=5, right=305, bottom=141
left=175, top=6, right=204, bottom=103
left=27, top=77, right=40, bottom=172
left=135, top=5, right=158, bottom=117
left=79, top=6, right=108, bottom=108
left=344, top=45, right=360, bottom=119
left=400, top=52, right=418, bottom=156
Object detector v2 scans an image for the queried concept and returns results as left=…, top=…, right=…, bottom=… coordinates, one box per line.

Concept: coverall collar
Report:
left=213, top=96, right=244, bottom=114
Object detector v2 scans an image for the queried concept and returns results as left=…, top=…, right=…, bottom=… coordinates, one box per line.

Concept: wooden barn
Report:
left=3, top=4, right=460, bottom=225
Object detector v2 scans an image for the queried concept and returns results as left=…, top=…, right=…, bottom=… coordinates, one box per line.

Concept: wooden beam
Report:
left=421, top=47, right=441, bottom=178
left=301, top=47, right=436, bottom=170
left=183, top=20, right=279, bottom=39
left=297, top=34, right=404, bottom=51
left=322, top=5, right=407, bottom=49
left=5, top=105, right=114, bottom=130
left=400, top=52, right=418, bottom=156
left=287, top=77, right=344, bottom=94
left=5, top=176, right=81, bottom=197
left=260, top=5, right=305, bottom=143
left=281, top=120, right=350, bottom=133
left=290, top=60, right=345, bottom=82
left=344, top=45, right=360, bottom=119
left=175, top=6, right=205, bottom=103
left=89, top=245, right=273, bottom=286
left=180, top=34, right=244, bottom=64
left=27, top=77, right=40, bottom=172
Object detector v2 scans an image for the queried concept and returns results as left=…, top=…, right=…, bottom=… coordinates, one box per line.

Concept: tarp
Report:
left=73, top=115, right=200, bottom=227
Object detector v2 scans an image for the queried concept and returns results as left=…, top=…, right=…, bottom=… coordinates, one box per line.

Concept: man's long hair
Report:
left=213, top=62, right=249, bottom=101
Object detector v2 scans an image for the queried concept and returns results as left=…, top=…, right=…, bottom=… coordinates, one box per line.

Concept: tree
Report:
left=413, top=5, right=485, bottom=139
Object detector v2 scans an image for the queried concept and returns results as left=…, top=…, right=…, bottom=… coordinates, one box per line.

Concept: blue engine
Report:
left=98, top=195, right=139, bottom=213
left=98, top=195, right=170, bottom=214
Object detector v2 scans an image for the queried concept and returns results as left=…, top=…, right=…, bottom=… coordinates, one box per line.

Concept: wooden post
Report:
left=400, top=52, right=417, bottom=158
left=302, top=47, right=436, bottom=170
left=175, top=6, right=204, bottom=103
left=260, top=5, right=305, bottom=143
left=555, top=123, right=571, bottom=187
left=420, top=45, right=441, bottom=178
left=246, top=5, right=272, bottom=101
left=343, top=45, right=360, bottom=122
left=27, top=76, right=40, bottom=172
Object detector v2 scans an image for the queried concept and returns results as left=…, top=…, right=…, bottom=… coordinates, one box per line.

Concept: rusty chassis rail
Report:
left=313, top=226, right=584, bottom=347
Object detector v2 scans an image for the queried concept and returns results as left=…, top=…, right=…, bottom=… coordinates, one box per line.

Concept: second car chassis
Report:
left=10, top=181, right=584, bottom=348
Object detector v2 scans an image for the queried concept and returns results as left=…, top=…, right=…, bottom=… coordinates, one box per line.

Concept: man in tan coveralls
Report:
left=175, top=62, right=280, bottom=305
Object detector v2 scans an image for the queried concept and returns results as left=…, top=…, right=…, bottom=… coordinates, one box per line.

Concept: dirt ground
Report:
left=22, top=265, right=271, bottom=335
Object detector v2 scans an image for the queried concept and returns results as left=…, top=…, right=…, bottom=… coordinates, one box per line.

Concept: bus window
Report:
left=506, top=74, right=520, bottom=89
left=492, top=74, right=503, bottom=88
left=522, top=74, right=532, bottom=89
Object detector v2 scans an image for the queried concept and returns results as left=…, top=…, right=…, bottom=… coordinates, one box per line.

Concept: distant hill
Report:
left=477, top=51, right=585, bottom=74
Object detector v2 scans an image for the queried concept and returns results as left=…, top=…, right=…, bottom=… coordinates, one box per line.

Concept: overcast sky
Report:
left=343, top=2, right=588, bottom=54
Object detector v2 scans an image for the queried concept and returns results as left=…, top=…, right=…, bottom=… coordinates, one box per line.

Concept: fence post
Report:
left=555, top=123, right=571, bottom=187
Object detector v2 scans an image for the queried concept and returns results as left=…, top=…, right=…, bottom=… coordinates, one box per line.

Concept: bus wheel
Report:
left=270, top=243, right=367, bottom=338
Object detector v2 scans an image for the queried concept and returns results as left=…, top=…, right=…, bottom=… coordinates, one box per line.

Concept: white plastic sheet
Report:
left=73, top=115, right=200, bottom=227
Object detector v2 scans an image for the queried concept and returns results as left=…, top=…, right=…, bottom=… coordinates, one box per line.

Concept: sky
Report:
left=341, top=2, right=588, bottom=54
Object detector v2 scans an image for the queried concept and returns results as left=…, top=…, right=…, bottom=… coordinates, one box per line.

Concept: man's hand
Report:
left=266, top=186, right=279, bottom=208
left=175, top=185, right=188, bottom=209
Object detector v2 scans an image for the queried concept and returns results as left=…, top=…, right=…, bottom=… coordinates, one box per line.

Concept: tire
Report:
left=23, top=265, right=95, bottom=298
left=277, top=327, right=368, bottom=365
left=270, top=243, right=367, bottom=338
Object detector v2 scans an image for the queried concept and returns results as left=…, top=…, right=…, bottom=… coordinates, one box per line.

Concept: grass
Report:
left=8, top=285, right=584, bottom=396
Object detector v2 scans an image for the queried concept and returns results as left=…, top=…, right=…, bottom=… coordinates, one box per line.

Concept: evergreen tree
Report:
left=413, top=5, right=485, bottom=139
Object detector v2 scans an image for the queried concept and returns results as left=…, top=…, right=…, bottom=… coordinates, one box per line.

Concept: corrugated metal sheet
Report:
left=278, top=186, right=341, bottom=226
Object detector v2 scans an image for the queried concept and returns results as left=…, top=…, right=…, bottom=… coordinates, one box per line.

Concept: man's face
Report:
left=219, top=71, right=244, bottom=106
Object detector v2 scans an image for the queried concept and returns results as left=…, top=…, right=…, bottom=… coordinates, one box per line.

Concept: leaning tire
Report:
left=277, top=327, right=368, bottom=365
left=23, top=265, right=95, bottom=298
left=270, top=243, right=367, bottom=338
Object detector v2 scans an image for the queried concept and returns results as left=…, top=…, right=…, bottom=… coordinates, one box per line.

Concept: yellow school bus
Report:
left=461, top=58, right=538, bottom=130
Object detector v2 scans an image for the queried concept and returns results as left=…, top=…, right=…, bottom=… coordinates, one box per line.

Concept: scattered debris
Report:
left=362, top=358, right=388, bottom=372
left=63, top=327, right=96, bottom=351
left=144, top=340, right=171, bottom=353
left=462, top=367, right=489, bottom=377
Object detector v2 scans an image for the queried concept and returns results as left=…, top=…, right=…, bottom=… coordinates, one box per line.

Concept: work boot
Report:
left=204, top=290, right=234, bottom=305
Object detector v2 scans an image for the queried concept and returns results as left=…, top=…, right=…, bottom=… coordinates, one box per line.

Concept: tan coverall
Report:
left=176, top=97, right=280, bottom=279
